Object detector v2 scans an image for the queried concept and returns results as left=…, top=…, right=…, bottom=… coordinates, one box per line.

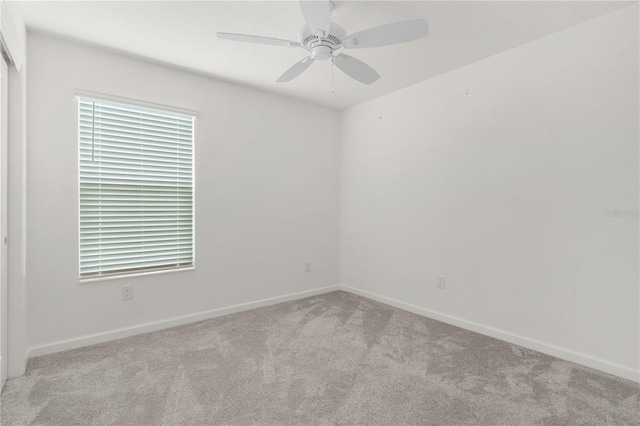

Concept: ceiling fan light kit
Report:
left=217, top=0, right=429, bottom=85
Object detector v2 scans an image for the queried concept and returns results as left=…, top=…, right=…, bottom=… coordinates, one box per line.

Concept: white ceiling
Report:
left=12, top=1, right=631, bottom=110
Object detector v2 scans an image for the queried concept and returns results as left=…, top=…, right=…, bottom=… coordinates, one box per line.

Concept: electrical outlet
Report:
left=122, top=285, right=133, bottom=300
left=437, top=275, right=446, bottom=290
left=305, top=261, right=311, bottom=273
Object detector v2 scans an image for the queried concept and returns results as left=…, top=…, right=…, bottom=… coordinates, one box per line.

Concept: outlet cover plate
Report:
left=122, top=285, right=133, bottom=300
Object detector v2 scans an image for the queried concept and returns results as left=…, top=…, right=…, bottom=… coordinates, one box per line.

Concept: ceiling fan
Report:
left=217, top=0, right=429, bottom=85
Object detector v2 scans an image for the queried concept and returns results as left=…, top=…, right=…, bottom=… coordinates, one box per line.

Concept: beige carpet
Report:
left=1, top=291, right=638, bottom=425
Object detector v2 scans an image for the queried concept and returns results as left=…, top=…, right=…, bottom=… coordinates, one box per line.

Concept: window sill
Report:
left=80, top=265, right=195, bottom=284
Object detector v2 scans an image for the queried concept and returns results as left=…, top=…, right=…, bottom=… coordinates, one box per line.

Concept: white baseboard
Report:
left=0, top=355, right=5, bottom=392
left=27, top=285, right=340, bottom=359
left=24, top=283, right=639, bottom=383
left=340, top=285, right=639, bottom=383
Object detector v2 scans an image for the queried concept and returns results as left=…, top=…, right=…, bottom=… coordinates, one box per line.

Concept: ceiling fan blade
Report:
left=277, top=57, right=315, bottom=82
left=299, top=0, right=331, bottom=36
left=332, top=54, right=380, bottom=85
left=342, top=19, right=429, bottom=49
left=217, top=32, right=301, bottom=48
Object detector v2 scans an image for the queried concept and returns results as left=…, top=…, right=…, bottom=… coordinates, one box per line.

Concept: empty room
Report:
left=0, top=0, right=638, bottom=424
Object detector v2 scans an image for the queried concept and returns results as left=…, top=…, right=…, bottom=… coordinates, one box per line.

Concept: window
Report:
left=78, top=96, right=194, bottom=279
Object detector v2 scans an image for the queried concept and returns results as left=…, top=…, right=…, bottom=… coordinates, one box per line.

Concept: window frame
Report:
left=76, top=91, right=197, bottom=282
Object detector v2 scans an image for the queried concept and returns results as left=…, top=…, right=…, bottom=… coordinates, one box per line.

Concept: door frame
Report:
left=0, top=54, right=7, bottom=391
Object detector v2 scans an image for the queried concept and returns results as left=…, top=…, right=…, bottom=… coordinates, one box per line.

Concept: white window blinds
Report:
left=78, top=97, right=194, bottom=279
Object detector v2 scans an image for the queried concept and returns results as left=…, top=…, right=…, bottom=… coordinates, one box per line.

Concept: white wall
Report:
left=340, top=6, right=639, bottom=380
left=26, top=34, right=339, bottom=352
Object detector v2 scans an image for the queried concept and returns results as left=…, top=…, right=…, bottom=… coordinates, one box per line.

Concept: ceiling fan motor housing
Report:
left=299, top=23, right=346, bottom=61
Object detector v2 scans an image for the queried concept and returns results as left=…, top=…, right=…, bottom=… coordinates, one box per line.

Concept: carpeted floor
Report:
left=1, top=291, right=638, bottom=425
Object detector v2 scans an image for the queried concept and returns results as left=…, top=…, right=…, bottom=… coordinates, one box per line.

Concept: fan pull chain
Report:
left=331, top=60, right=335, bottom=93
